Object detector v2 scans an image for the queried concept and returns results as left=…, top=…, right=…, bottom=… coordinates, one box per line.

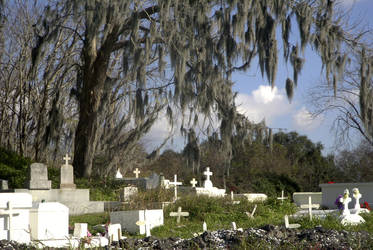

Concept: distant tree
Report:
left=30, top=0, right=357, bottom=178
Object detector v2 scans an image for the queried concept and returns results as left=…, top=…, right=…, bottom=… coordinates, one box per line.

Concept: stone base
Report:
left=236, top=193, right=268, bottom=202
left=15, top=189, right=90, bottom=202
left=28, top=180, right=51, bottom=190
left=340, top=214, right=365, bottom=225
left=195, top=187, right=226, bottom=197
left=59, top=184, right=76, bottom=189
left=65, top=201, right=105, bottom=215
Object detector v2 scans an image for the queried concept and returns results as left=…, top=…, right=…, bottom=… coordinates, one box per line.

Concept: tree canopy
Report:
left=0, top=0, right=366, bottom=177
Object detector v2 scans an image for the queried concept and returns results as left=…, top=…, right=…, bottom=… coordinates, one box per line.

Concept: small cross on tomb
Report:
left=136, top=210, right=151, bottom=237
left=300, top=196, right=320, bottom=221
left=203, top=167, right=213, bottom=181
left=133, top=168, right=141, bottom=178
left=284, top=215, right=301, bottom=229
left=0, top=202, right=21, bottom=240
left=169, top=175, right=182, bottom=201
left=190, top=178, right=198, bottom=188
left=63, top=154, right=71, bottom=166
left=170, top=206, right=189, bottom=223
left=277, top=190, right=288, bottom=204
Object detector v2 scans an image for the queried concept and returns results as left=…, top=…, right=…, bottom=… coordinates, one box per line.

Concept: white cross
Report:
left=169, top=175, right=182, bottom=201
left=203, top=221, right=207, bottom=231
left=190, top=178, right=198, bottom=188
left=169, top=206, right=189, bottom=223
left=246, top=204, right=257, bottom=218
left=0, top=202, right=20, bottom=240
left=63, top=154, right=71, bottom=166
left=203, top=167, right=213, bottom=181
left=277, top=190, right=288, bottom=204
left=133, top=168, right=140, bottom=178
left=300, top=196, right=320, bottom=221
left=231, top=191, right=234, bottom=200
left=284, top=215, right=301, bottom=229
left=231, top=222, right=237, bottom=230
left=136, top=210, right=151, bottom=236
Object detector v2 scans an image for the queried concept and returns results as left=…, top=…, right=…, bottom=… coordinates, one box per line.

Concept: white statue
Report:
left=115, top=169, right=123, bottom=179
left=352, top=187, right=362, bottom=211
left=339, top=189, right=351, bottom=216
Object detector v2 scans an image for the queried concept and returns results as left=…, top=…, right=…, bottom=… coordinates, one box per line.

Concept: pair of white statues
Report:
left=339, top=188, right=365, bottom=225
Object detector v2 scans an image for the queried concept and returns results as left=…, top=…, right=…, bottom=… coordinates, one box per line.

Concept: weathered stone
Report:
left=28, top=163, right=51, bottom=190
left=60, top=164, right=76, bottom=189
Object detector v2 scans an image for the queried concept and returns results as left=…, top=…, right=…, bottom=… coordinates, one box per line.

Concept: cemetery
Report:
left=2, top=1, right=373, bottom=248
left=1, top=150, right=373, bottom=249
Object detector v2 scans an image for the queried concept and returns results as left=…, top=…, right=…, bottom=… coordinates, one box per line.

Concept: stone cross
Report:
left=246, top=204, right=257, bottom=218
left=63, top=154, right=71, bottom=166
left=136, top=210, right=151, bottom=237
left=133, top=168, right=140, bottom=178
left=203, top=221, right=207, bottom=231
left=284, top=215, right=301, bottom=229
left=170, top=206, right=189, bottom=223
left=0, top=202, right=20, bottom=240
left=190, top=178, right=198, bottom=188
left=203, top=167, right=213, bottom=181
left=277, top=190, right=288, bottom=204
left=169, top=175, right=182, bottom=201
left=300, top=196, right=320, bottom=220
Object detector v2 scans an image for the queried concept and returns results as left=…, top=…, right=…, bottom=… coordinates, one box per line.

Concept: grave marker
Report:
left=28, top=163, right=51, bottom=190
left=60, top=154, right=76, bottom=189
left=115, top=169, right=123, bottom=179
left=0, top=202, right=20, bottom=241
left=203, top=221, right=207, bottom=231
left=170, top=207, right=189, bottom=223
left=300, top=196, right=320, bottom=220
left=231, top=222, right=237, bottom=230
left=284, top=215, right=301, bottom=229
left=169, top=175, right=182, bottom=201
left=277, top=190, right=288, bottom=204
left=133, top=168, right=141, bottom=178
left=203, top=167, right=213, bottom=189
left=245, top=204, right=257, bottom=218
left=0, top=179, right=8, bottom=190
left=190, top=178, right=198, bottom=188
left=73, top=223, right=88, bottom=238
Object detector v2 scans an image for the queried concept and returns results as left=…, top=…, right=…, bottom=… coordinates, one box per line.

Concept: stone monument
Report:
left=60, top=154, right=76, bottom=189
left=28, top=163, right=51, bottom=190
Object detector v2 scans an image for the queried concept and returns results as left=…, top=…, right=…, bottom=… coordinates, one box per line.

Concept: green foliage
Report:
left=0, top=147, right=31, bottom=188
left=69, top=213, right=109, bottom=235
left=251, top=173, right=300, bottom=197
left=75, top=178, right=121, bottom=201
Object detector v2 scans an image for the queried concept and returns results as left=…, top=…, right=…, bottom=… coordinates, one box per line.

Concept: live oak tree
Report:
left=30, top=0, right=353, bottom=178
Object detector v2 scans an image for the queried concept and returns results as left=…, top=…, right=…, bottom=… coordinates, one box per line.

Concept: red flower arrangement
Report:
left=327, top=181, right=335, bottom=184
left=360, top=201, right=371, bottom=211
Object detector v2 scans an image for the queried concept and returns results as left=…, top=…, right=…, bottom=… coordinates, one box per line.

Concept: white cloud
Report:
left=235, top=85, right=293, bottom=125
left=338, top=0, right=364, bottom=6
left=293, top=107, right=323, bottom=131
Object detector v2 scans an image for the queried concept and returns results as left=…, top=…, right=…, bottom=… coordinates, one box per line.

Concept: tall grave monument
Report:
left=60, top=154, right=76, bottom=189
left=28, top=163, right=51, bottom=190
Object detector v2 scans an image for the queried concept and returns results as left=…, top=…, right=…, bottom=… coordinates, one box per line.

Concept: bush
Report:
left=0, top=147, right=32, bottom=188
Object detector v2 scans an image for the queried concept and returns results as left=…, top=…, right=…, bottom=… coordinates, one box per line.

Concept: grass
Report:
left=69, top=194, right=373, bottom=244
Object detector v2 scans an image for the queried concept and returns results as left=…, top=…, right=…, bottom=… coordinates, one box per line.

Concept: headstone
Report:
left=29, top=202, right=69, bottom=240
left=107, top=224, right=122, bottom=242
left=293, top=192, right=322, bottom=207
left=0, top=180, right=8, bottom=190
left=120, top=186, right=138, bottom=202
left=133, top=168, right=141, bottom=178
left=60, top=154, right=76, bottom=189
left=284, top=215, right=301, bottom=229
left=169, top=175, right=182, bottom=201
left=169, top=207, right=189, bottom=224
left=28, top=163, right=51, bottom=190
left=73, top=223, right=88, bottom=238
left=115, top=169, right=123, bottom=179
left=190, top=178, right=198, bottom=188
left=0, top=193, right=32, bottom=244
left=277, top=190, right=288, bottom=204
left=300, top=196, right=320, bottom=221
left=110, top=209, right=163, bottom=235
left=231, top=222, right=237, bottom=230
left=146, top=173, right=160, bottom=189
left=203, top=167, right=213, bottom=189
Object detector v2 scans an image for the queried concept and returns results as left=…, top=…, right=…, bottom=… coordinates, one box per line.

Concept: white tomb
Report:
left=29, top=202, right=69, bottom=240
left=110, top=209, right=163, bottom=235
left=73, top=223, right=88, bottom=238
left=293, top=192, right=322, bottom=207
left=195, top=168, right=226, bottom=197
left=233, top=193, right=267, bottom=202
left=0, top=193, right=32, bottom=244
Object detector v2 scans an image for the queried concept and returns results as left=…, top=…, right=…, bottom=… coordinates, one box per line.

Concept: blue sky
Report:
left=142, top=0, right=373, bottom=154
